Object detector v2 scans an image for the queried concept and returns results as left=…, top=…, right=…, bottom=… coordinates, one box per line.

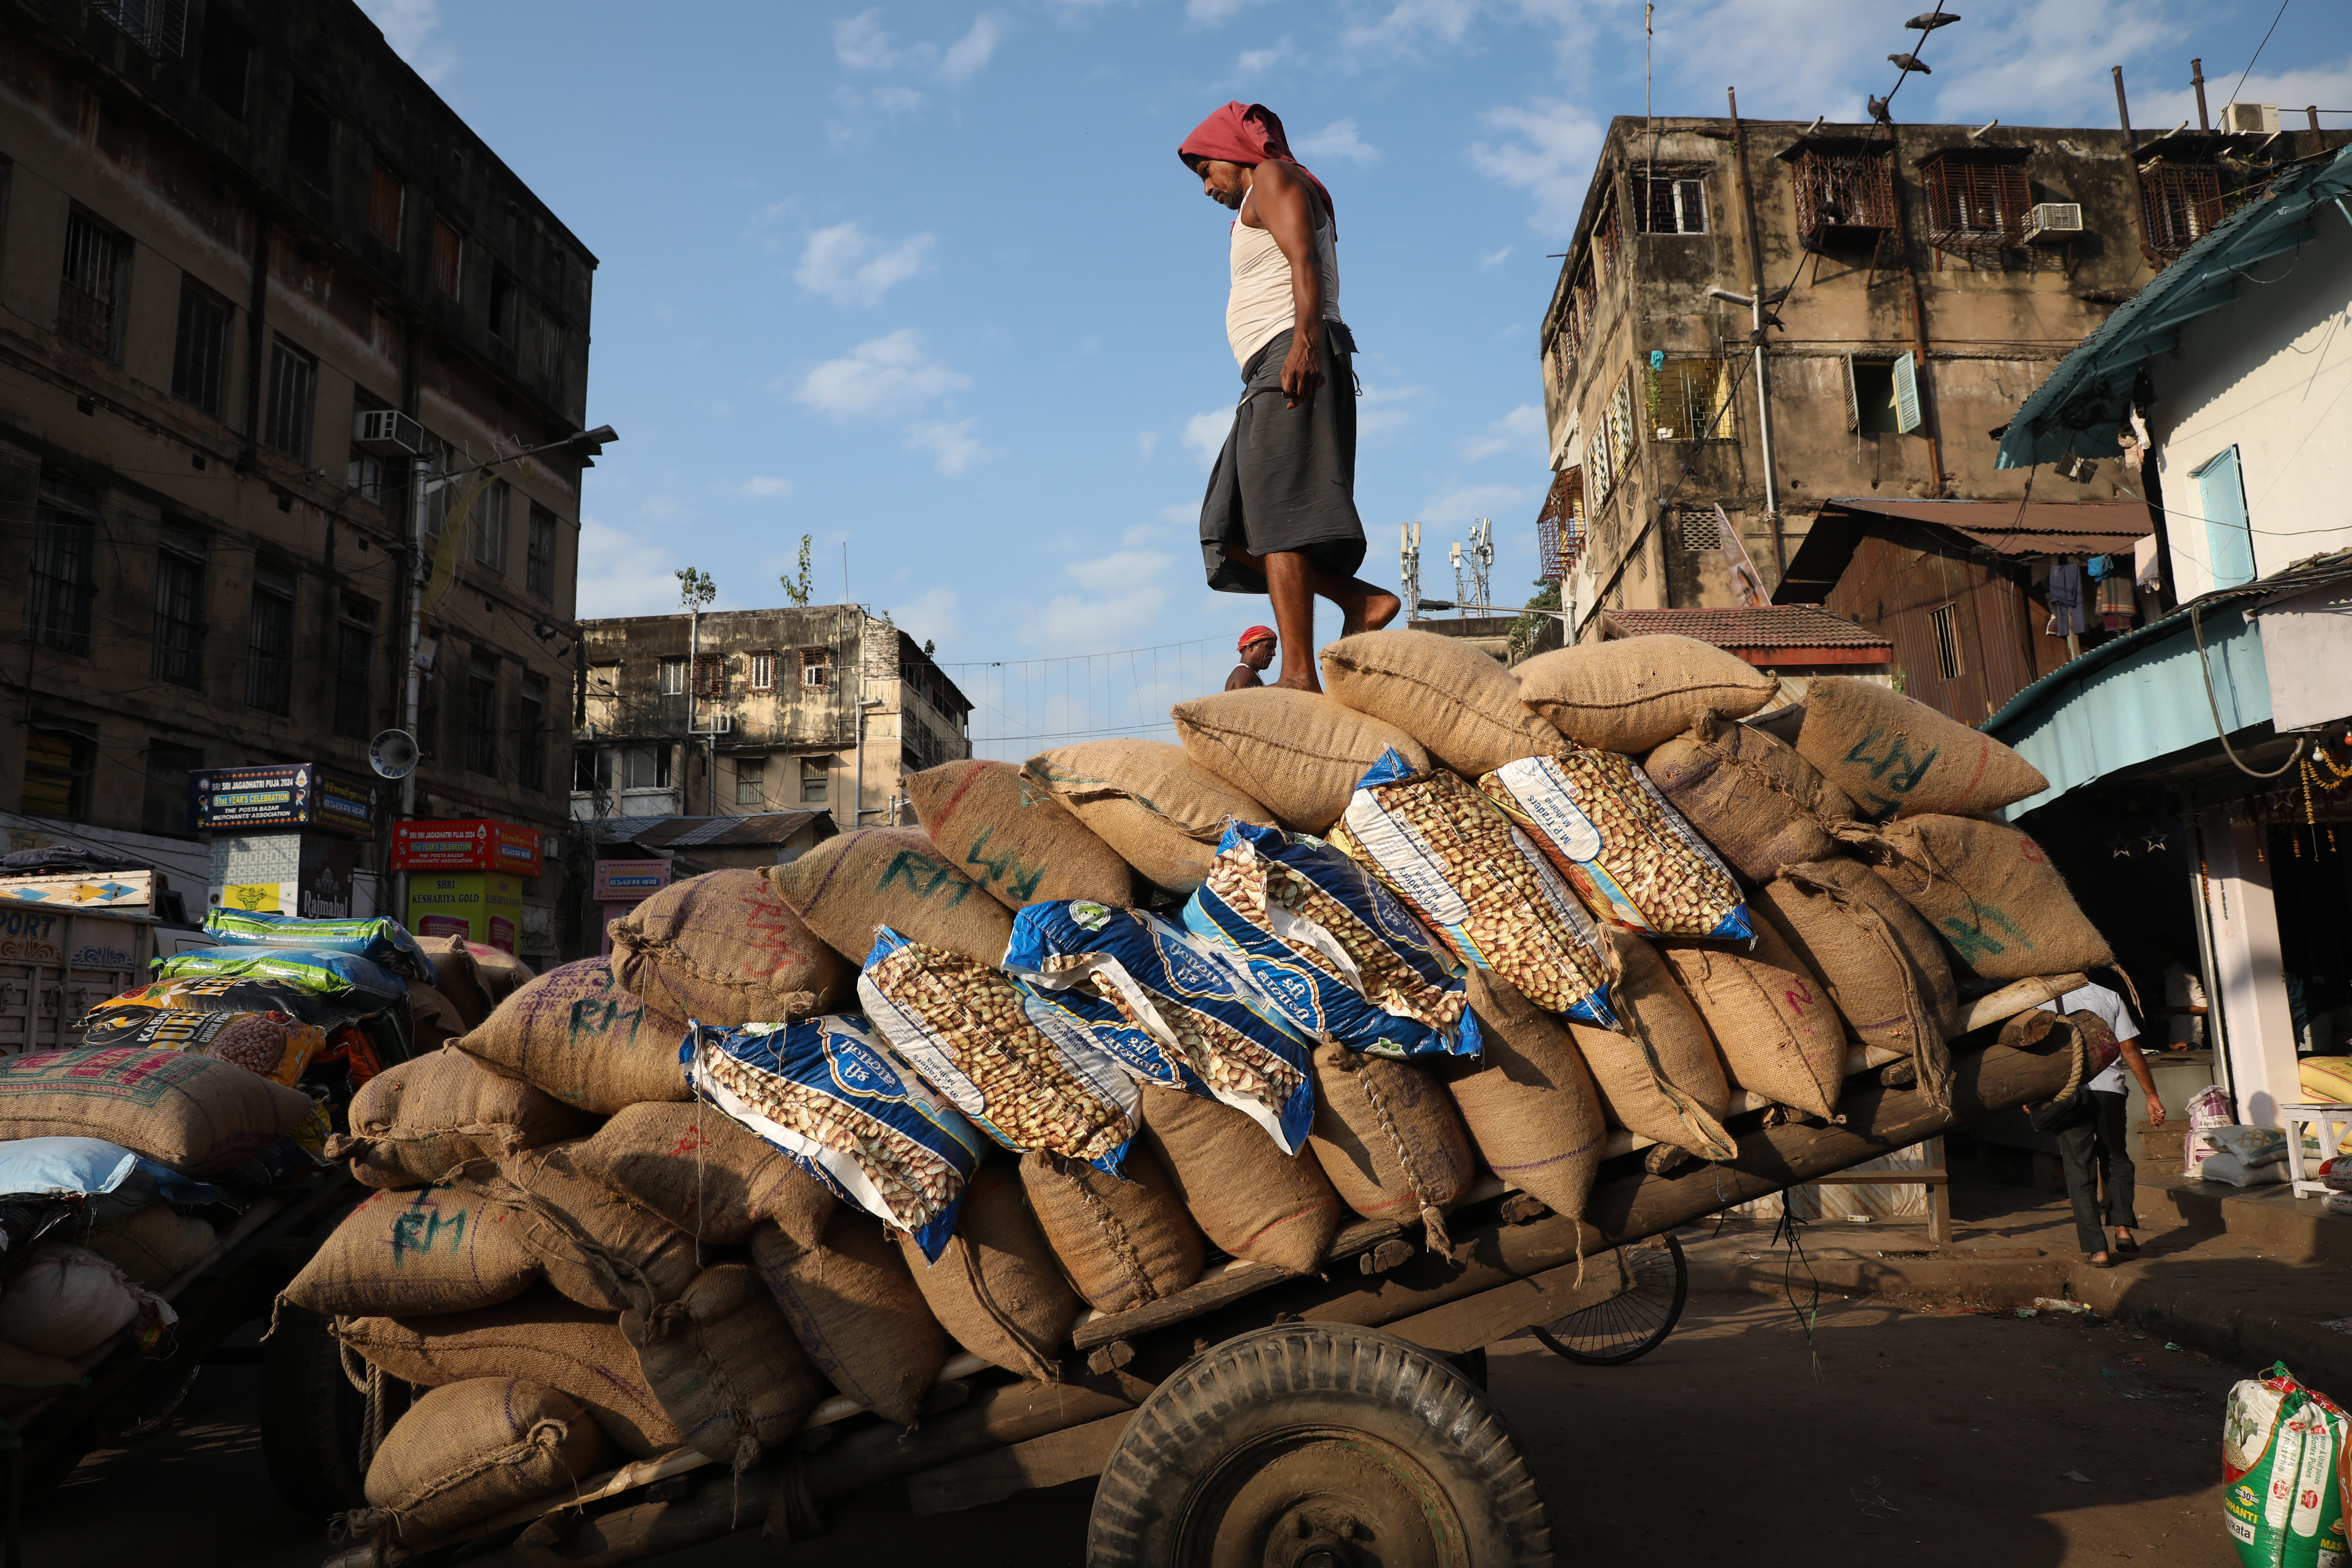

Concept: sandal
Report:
left=2113, top=1234, right=2140, bottom=1254
left=2084, top=1252, right=2115, bottom=1268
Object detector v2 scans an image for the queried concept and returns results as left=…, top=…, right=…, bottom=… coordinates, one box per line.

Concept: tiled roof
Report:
left=1602, top=606, right=1892, bottom=650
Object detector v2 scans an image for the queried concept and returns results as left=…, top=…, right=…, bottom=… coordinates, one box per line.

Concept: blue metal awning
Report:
left=1996, top=145, right=2352, bottom=471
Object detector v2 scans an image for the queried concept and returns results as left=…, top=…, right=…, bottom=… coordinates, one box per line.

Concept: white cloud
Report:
left=355, top=0, right=455, bottom=82
left=1419, top=481, right=1544, bottom=530
left=1136, top=431, right=1160, bottom=462
left=940, top=13, right=1006, bottom=81
left=1017, top=550, right=1177, bottom=650
left=734, top=476, right=796, bottom=499
left=1481, top=246, right=1514, bottom=268
left=574, top=516, right=680, bottom=617
left=1339, top=0, right=1477, bottom=59
left=796, top=329, right=971, bottom=420
left=835, top=10, right=900, bottom=70
left=1189, top=0, right=1272, bottom=23
left=1235, top=38, right=1292, bottom=74
left=1358, top=383, right=1421, bottom=441
left=1121, top=523, right=1161, bottom=547
left=1461, top=404, right=1546, bottom=462
left=888, top=586, right=962, bottom=647
left=795, top=222, right=935, bottom=307
left=1068, top=549, right=1174, bottom=593
left=1470, top=99, right=1605, bottom=238
left=905, top=418, right=999, bottom=475
left=1183, top=408, right=1234, bottom=468
left=1295, top=118, right=1381, bottom=164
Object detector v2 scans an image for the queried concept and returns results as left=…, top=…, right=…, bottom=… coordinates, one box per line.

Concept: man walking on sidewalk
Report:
left=2039, top=980, right=2165, bottom=1268
left=1181, top=101, right=1398, bottom=692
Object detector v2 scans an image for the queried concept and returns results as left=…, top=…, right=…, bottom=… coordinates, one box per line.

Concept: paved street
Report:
left=30, top=1284, right=2242, bottom=1567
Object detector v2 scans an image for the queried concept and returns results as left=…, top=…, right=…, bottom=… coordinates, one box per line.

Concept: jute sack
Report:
left=623, top=1262, right=826, bottom=1468
left=608, top=869, right=850, bottom=1027
left=407, top=985, right=469, bottom=1055
left=1018, top=1142, right=1206, bottom=1315
left=1517, top=636, right=1779, bottom=753
left=285, top=1184, right=538, bottom=1317
left=1021, top=740, right=1275, bottom=896
left=1169, top=689, right=1432, bottom=835
left=766, top=828, right=1013, bottom=968
left=454, top=960, right=691, bottom=1115
left=1307, top=1044, right=1476, bottom=1250
left=418, top=938, right=492, bottom=1031
left=349, top=1378, right=609, bottom=1545
left=329, top=1048, right=582, bottom=1190
left=80, top=1203, right=214, bottom=1290
left=1448, top=972, right=1605, bottom=1223
left=1659, top=918, right=1843, bottom=1120
left=1836, top=814, right=2114, bottom=980
left=0, top=1342, right=87, bottom=1416
left=1137, top=1084, right=1342, bottom=1275
left=463, top=942, right=535, bottom=1005
left=1318, top=630, right=1558, bottom=778
left=483, top=1143, right=705, bottom=1314
left=1566, top=930, right=1737, bottom=1163
left=750, top=1215, right=946, bottom=1427
left=1795, top=677, right=2047, bottom=821
left=894, top=1159, right=1077, bottom=1384
left=1642, top=712, right=1857, bottom=882
left=1757, top=859, right=1959, bottom=1110
left=569, top=1101, right=836, bottom=1251
left=335, top=1293, right=683, bottom=1459
left=0, top=1046, right=314, bottom=1176
left=906, top=760, right=1135, bottom=911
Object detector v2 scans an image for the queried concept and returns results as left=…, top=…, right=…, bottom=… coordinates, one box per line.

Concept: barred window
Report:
left=472, top=479, right=507, bottom=573
left=261, top=338, right=316, bottom=461
left=1647, top=358, right=1734, bottom=441
left=2143, top=164, right=2224, bottom=258
left=526, top=503, right=556, bottom=599
left=1930, top=603, right=1964, bottom=681
left=1632, top=172, right=1707, bottom=234
left=799, top=648, right=833, bottom=689
left=519, top=673, right=548, bottom=792
left=369, top=161, right=405, bottom=247
left=151, top=530, right=206, bottom=688
left=431, top=217, right=463, bottom=298
left=171, top=276, right=231, bottom=416
left=245, top=561, right=295, bottom=713
left=465, top=649, right=499, bottom=776
left=29, top=481, right=98, bottom=657
left=58, top=210, right=130, bottom=359
left=334, top=595, right=374, bottom=740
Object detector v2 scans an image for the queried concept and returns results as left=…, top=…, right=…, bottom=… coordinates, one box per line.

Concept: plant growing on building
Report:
left=1508, top=580, right=1560, bottom=662
left=780, top=536, right=814, bottom=606
left=677, top=567, right=716, bottom=613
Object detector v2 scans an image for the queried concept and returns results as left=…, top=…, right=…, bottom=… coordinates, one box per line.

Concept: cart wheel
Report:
left=107, top=1364, right=202, bottom=1443
left=1087, top=1322, right=1552, bottom=1568
left=1528, top=1232, right=1687, bottom=1366
left=259, top=1304, right=371, bottom=1514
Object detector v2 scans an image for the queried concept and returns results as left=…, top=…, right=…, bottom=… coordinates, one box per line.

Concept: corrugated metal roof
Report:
left=1998, top=144, right=2352, bottom=471
left=587, top=811, right=834, bottom=848
left=1601, top=606, right=1892, bottom=649
left=1820, top=497, right=2152, bottom=555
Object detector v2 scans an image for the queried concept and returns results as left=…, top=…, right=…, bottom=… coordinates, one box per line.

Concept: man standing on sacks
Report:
left=1181, top=101, right=1398, bottom=692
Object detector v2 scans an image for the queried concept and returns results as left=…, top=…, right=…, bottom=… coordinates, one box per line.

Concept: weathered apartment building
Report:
left=0, top=0, right=598, bottom=935
left=1533, top=108, right=2346, bottom=712
left=574, top=606, right=973, bottom=835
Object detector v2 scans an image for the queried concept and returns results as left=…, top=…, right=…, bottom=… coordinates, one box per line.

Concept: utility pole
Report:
left=396, top=450, right=430, bottom=922
left=676, top=567, right=717, bottom=817
left=1727, top=88, right=1785, bottom=577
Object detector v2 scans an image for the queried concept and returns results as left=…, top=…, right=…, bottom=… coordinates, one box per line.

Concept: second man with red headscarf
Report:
left=1180, top=102, right=1398, bottom=692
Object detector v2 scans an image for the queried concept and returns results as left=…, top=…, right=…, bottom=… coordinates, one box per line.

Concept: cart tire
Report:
left=1086, top=1322, right=1552, bottom=1568
left=259, top=1304, right=371, bottom=1515
left=1528, top=1232, right=1688, bottom=1366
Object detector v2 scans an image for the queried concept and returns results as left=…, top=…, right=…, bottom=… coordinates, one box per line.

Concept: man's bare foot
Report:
left=1275, top=670, right=1322, bottom=693
left=1338, top=586, right=1403, bottom=636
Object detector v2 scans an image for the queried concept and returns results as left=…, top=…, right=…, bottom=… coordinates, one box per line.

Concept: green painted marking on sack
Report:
left=877, top=850, right=974, bottom=906
left=962, top=827, right=1045, bottom=903
left=1939, top=904, right=2034, bottom=965
left=390, top=1202, right=464, bottom=1265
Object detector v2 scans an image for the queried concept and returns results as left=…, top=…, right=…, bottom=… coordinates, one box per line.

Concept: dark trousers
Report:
left=2053, top=1090, right=2138, bottom=1253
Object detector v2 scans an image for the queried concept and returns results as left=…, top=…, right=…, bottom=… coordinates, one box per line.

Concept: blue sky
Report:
left=362, top=0, right=2352, bottom=750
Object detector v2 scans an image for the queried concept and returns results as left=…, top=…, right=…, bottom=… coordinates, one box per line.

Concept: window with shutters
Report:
left=58, top=210, right=130, bottom=359
left=2194, top=446, right=2255, bottom=589
left=525, top=504, right=556, bottom=599
left=1930, top=603, right=1964, bottom=681
left=245, top=561, right=294, bottom=713
left=465, top=650, right=499, bottom=776
left=1920, top=150, right=2031, bottom=257
left=736, top=757, right=767, bottom=808
left=1631, top=171, right=1708, bottom=234
left=1646, top=358, right=1733, bottom=441
left=1601, top=376, right=1636, bottom=497
left=23, top=728, right=91, bottom=819
left=262, top=338, right=316, bottom=461
left=801, top=757, right=831, bottom=804
left=28, top=481, right=97, bottom=657
left=369, top=162, right=405, bottom=247
left=748, top=651, right=776, bottom=691
left=2143, top=164, right=2225, bottom=258
left=150, top=530, right=206, bottom=689
left=431, top=217, right=463, bottom=298
left=799, top=648, right=833, bottom=689
left=1791, top=142, right=1898, bottom=248
left=171, top=276, right=231, bottom=416
left=472, top=480, right=508, bottom=573
left=519, top=674, right=548, bottom=792
left=334, top=596, right=374, bottom=740
left=1846, top=356, right=1920, bottom=435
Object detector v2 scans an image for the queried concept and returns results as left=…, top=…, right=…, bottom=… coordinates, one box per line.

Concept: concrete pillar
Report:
left=2202, top=809, right=2301, bottom=1125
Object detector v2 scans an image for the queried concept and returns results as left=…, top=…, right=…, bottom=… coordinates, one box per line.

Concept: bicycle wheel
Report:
left=1528, top=1233, right=1688, bottom=1365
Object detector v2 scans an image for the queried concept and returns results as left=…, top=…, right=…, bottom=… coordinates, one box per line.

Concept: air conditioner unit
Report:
left=352, top=408, right=425, bottom=456
left=2220, top=102, right=2279, bottom=135
left=2025, top=202, right=2084, bottom=243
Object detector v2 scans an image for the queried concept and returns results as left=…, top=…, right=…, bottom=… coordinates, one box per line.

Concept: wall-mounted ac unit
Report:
left=2025, top=202, right=2084, bottom=243
left=2220, top=102, right=2279, bottom=135
left=352, top=408, right=425, bottom=456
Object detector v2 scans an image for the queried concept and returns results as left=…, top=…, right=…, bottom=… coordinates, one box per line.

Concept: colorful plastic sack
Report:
left=201, top=910, right=436, bottom=984
left=155, top=945, right=406, bottom=1003
left=1006, top=901, right=1317, bottom=1152
left=73, top=1006, right=322, bottom=1086
left=1182, top=819, right=1477, bottom=1060
left=681, top=1014, right=988, bottom=1261
left=856, top=927, right=1138, bottom=1173
left=87, top=975, right=356, bottom=1034
left=1478, top=750, right=1752, bottom=940
left=2222, top=1363, right=2348, bottom=1568
left=1334, top=751, right=1617, bottom=1028
left=2186, top=1085, right=2237, bottom=1181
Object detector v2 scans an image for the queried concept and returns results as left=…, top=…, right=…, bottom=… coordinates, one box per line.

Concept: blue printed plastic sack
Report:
left=1334, top=750, right=1616, bottom=1028
left=1183, top=819, right=1479, bottom=1059
left=202, top=909, right=437, bottom=983
left=856, top=927, right=1138, bottom=1172
left=156, top=946, right=406, bottom=1004
left=1006, top=901, right=1316, bottom=1152
left=0, top=1136, right=220, bottom=1219
left=681, top=1013, right=988, bottom=1262
left=1477, top=751, right=1753, bottom=941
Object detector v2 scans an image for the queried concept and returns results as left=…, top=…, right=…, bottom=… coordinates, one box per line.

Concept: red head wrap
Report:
left=1178, top=102, right=1334, bottom=224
